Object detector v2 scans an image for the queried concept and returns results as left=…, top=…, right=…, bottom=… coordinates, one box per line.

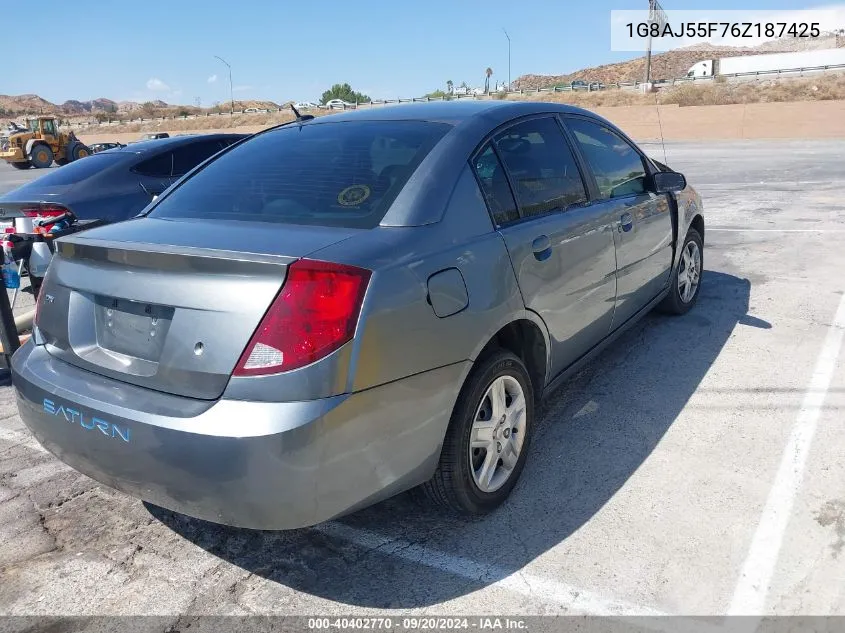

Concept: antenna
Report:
left=289, top=103, right=314, bottom=123
left=654, top=92, right=668, bottom=166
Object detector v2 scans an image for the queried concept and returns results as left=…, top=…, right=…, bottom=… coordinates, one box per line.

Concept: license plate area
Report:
left=94, top=296, right=174, bottom=362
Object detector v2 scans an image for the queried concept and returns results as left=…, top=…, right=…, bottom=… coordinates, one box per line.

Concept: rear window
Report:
left=18, top=153, right=127, bottom=187
left=148, top=121, right=451, bottom=228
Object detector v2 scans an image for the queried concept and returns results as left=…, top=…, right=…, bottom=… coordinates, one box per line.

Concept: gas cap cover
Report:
left=427, top=268, right=468, bottom=318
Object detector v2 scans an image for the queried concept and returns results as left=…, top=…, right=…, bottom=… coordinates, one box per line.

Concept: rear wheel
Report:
left=70, top=143, right=90, bottom=161
left=29, top=144, right=54, bottom=168
left=10, top=161, right=30, bottom=170
left=422, top=349, right=534, bottom=515
left=658, top=227, right=703, bottom=315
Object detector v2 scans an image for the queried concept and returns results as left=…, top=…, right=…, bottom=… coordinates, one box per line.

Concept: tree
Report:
left=320, top=83, right=371, bottom=105
left=485, top=68, right=493, bottom=94
left=424, top=89, right=451, bottom=100
left=141, top=101, right=157, bottom=117
left=446, top=80, right=454, bottom=94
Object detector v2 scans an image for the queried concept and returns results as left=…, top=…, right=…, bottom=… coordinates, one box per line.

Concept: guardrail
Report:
left=54, top=61, right=845, bottom=130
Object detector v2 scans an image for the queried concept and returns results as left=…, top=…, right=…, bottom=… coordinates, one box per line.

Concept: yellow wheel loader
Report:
left=0, top=116, right=91, bottom=169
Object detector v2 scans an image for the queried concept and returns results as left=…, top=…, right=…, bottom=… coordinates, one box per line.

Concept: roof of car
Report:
left=113, top=133, right=247, bottom=155
left=305, top=100, right=595, bottom=125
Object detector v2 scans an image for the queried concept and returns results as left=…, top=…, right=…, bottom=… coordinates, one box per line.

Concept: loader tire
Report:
left=70, top=143, right=90, bottom=161
left=29, top=144, right=54, bottom=168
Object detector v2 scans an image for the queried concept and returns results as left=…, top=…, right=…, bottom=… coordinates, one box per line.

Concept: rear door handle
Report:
left=532, top=235, right=552, bottom=261
left=619, top=212, right=634, bottom=233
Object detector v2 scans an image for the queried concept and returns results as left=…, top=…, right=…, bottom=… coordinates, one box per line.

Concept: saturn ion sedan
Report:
left=12, top=101, right=704, bottom=530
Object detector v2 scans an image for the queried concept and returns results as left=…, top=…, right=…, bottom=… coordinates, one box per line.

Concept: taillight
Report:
left=21, top=204, right=68, bottom=218
left=233, top=259, right=371, bottom=376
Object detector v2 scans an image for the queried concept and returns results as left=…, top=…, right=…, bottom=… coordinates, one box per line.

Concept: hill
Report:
left=516, top=34, right=845, bottom=89
left=0, top=93, right=56, bottom=116
left=0, top=94, right=282, bottom=121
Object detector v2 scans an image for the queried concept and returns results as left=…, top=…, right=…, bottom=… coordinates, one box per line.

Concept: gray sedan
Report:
left=12, top=101, right=704, bottom=529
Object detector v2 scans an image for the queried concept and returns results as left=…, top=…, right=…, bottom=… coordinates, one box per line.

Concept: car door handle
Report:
left=619, top=212, right=634, bottom=233
left=532, top=235, right=552, bottom=261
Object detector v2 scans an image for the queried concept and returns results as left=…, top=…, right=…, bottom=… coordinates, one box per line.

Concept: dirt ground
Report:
left=74, top=99, right=845, bottom=146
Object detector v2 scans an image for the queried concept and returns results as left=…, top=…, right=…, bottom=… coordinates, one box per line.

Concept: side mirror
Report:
left=650, top=171, right=687, bottom=194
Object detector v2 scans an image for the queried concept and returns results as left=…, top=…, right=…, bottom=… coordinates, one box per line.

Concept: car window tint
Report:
left=567, top=118, right=647, bottom=199
left=171, top=140, right=226, bottom=176
left=148, top=121, right=451, bottom=229
left=133, top=151, right=173, bottom=178
left=471, top=143, right=519, bottom=226
left=493, top=117, right=587, bottom=218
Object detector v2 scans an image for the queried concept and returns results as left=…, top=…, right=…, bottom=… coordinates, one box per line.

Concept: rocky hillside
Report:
left=517, top=34, right=845, bottom=89
left=0, top=94, right=282, bottom=120
left=0, top=94, right=56, bottom=116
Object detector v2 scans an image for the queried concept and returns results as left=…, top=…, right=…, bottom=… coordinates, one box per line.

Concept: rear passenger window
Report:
left=171, top=140, right=226, bottom=176
left=566, top=118, right=647, bottom=199
left=133, top=152, right=173, bottom=178
left=493, top=117, right=587, bottom=218
left=472, top=143, right=519, bottom=226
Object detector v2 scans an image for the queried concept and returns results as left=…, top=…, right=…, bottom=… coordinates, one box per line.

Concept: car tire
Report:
left=29, top=144, right=54, bottom=168
left=658, top=227, right=703, bottom=315
left=422, top=349, right=534, bottom=515
left=10, top=161, right=30, bottom=170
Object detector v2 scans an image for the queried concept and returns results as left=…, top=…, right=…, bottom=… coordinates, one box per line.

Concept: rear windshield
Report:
left=148, top=121, right=451, bottom=228
left=17, top=153, right=127, bottom=187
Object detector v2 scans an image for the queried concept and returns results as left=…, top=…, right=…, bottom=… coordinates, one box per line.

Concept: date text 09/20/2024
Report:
left=307, top=618, right=527, bottom=630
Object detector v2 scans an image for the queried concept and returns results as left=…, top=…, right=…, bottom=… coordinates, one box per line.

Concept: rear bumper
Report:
left=12, top=341, right=467, bottom=529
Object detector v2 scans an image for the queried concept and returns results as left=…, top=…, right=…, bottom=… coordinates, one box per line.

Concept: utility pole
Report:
left=643, top=0, right=655, bottom=85
left=503, top=28, right=512, bottom=90
left=214, top=55, right=234, bottom=114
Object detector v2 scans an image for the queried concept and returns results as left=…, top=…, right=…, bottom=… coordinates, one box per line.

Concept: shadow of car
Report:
left=146, top=270, right=760, bottom=608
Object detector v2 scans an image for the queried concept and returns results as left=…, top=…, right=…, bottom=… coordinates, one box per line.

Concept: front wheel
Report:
left=658, top=227, right=703, bottom=315
left=29, top=144, right=54, bottom=168
left=70, top=143, right=90, bottom=161
left=422, top=349, right=534, bottom=515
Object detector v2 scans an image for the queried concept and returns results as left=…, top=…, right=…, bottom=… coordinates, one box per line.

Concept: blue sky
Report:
left=6, top=0, right=830, bottom=105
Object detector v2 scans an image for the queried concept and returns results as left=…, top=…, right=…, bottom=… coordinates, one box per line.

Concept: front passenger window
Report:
left=566, top=118, right=647, bottom=199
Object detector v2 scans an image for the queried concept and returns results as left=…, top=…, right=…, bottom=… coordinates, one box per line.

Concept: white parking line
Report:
left=318, top=522, right=668, bottom=617
left=710, top=228, right=845, bottom=233
left=729, top=291, right=845, bottom=615
left=0, top=426, right=45, bottom=453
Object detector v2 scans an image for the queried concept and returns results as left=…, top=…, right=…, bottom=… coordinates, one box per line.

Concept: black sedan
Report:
left=0, top=133, right=247, bottom=224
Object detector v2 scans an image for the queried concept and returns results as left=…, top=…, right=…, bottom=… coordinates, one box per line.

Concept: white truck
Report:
left=687, top=48, right=845, bottom=78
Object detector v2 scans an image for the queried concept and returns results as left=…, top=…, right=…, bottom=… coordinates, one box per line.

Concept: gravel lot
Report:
left=1, top=140, right=845, bottom=623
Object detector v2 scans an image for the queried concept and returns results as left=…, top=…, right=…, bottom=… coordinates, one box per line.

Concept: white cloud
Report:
left=232, top=85, right=253, bottom=93
left=146, top=77, right=170, bottom=92
left=207, top=74, right=218, bottom=84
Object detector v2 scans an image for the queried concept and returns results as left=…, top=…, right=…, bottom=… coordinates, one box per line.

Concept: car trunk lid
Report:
left=36, top=218, right=361, bottom=400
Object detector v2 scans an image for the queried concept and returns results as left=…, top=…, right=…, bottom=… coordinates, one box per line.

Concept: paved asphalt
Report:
left=1, top=141, right=845, bottom=623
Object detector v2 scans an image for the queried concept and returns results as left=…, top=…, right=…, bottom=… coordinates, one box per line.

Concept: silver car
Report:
left=12, top=101, right=704, bottom=529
